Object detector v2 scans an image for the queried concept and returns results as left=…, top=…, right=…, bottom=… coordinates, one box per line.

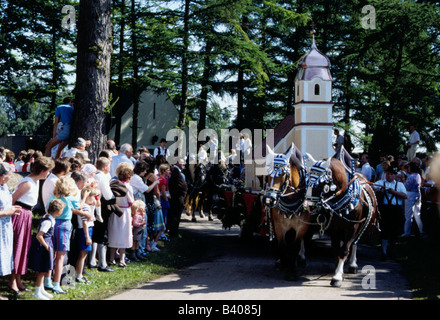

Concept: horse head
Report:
left=303, top=154, right=335, bottom=213
left=207, top=163, right=228, bottom=188
left=264, top=143, right=306, bottom=209
left=303, top=153, right=354, bottom=214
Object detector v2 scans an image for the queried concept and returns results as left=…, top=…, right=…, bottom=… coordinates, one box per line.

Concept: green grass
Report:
left=0, top=230, right=206, bottom=301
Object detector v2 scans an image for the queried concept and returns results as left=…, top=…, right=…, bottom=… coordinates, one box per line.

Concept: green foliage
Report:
left=0, top=0, right=76, bottom=137
left=0, top=0, right=439, bottom=156
left=320, top=0, right=440, bottom=156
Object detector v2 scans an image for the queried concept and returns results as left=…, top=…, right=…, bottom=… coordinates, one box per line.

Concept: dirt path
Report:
left=108, top=215, right=412, bottom=301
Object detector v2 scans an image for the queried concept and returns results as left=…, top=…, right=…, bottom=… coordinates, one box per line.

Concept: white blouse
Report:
left=15, top=176, right=39, bottom=206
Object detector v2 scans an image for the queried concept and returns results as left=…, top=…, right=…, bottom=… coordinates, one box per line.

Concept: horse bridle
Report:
left=305, top=164, right=371, bottom=238
left=305, top=166, right=337, bottom=211
left=264, top=164, right=307, bottom=211
left=265, top=170, right=289, bottom=208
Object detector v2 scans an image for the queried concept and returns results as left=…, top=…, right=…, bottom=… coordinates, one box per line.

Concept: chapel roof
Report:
left=296, top=33, right=332, bottom=81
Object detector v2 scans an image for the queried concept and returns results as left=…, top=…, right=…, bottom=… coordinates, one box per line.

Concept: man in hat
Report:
left=153, top=138, right=170, bottom=159
left=374, top=166, right=408, bottom=260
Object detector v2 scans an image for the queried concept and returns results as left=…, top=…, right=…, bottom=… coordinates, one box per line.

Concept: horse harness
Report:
left=264, top=154, right=309, bottom=240
left=305, top=160, right=375, bottom=241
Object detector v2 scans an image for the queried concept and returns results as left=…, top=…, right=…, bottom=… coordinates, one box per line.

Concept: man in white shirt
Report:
left=110, top=143, right=133, bottom=178
left=92, top=157, right=115, bottom=272
left=359, top=153, right=374, bottom=181
left=41, top=158, right=71, bottom=209
left=374, top=166, right=408, bottom=260
left=406, top=125, right=420, bottom=161
left=242, top=133, right=252, bottom=163
left=153, top=138, right=170, bottom=159
left=208, top=134, right=218, bottom=164
left=333, top=129, right=344, bottom=153
left=106, top=140, right=118, bottom=157
left=63, top=137, right=87, bottom=159
left=197, top=144, right=208, bottom=165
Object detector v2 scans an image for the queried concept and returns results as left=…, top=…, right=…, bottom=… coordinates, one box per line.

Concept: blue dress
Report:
left=27, top=215, right=55, bottom=273
left=0, top=184, right=13, bottom=276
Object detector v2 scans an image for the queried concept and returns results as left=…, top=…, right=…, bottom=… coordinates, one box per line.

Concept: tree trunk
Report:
left=236, top=66, right=244, bottom=130
left=72, top=0, right=113, bottom=163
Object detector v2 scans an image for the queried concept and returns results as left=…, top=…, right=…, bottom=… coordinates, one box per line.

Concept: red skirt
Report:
left=11, top=208, right=33, bottom=275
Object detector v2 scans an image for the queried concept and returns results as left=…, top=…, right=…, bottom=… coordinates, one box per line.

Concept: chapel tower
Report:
left=293, top=31, right=334, bottom=159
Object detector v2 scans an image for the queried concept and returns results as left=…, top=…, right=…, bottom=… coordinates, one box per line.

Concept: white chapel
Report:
left=249, top=33, right=334, bottom=189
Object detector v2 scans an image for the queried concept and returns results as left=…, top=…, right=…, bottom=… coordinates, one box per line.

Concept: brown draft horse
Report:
left=264, top=143, right=311, bottom=281
left=303, top=146, right=378, bottom=287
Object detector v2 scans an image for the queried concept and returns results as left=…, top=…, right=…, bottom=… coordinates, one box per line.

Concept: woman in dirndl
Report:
left=9, top=157, right=54, bottom=295
left=0, top=163, right=22, bottom=299
left=107, top=165, right=135, bottom=267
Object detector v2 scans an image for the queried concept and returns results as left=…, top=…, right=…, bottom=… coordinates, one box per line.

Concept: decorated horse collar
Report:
left=308, top=159, right=361, bottom=214
left=267, top=154, right=290, bottom=178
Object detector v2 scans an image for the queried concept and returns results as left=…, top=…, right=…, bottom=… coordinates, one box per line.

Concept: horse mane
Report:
left=289, top=144, right=304, bottom=172
left=330, top=158, right=349, bottom=189
left=288, top=144, right=305, bottom=187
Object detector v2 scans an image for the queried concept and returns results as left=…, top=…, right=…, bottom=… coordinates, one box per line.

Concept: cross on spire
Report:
left=311, top=22, right=317, bottom=49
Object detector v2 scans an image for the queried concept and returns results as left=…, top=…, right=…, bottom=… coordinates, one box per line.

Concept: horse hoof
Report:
left=208, top=216, right=213, bottom=221
left=348, top=266, right=358, bottom=274
left=330, top=279, right=342, bottom=287
left=191, top=217, right=197, bottom=222
left=199, top=213, right=205, bottom=218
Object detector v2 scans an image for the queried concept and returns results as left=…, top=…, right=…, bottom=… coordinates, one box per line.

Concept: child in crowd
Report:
left=75, top=186, right=100, bottom=283
left=130, top=200, right=147, bottom=261
left=158, top=164, right=171, bottom=227
left=4, top=150, right=16, bottom=172
left=28, top=199, right=66, bottom=300
left=150, top=194, right=167, bottom=252
left=81, top=163, right=98, bottom=186
left=48, top=176, right=91, bottom=294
